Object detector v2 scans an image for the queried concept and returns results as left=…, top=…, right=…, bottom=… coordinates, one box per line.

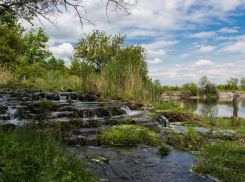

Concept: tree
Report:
left=0, top=23, right=24, bottom=67
left=240, top=77, right=245, bottom=90
left=198, top=75, right=218, bottom=97
left=0, top=0, right=137, bottom=25
left=226, top=77, right=239, bottom=90
left=73, top=30, right=126, bottom=73
left=22, top=27, right=52, bottom=65
left=181, top=82, right=198, bottom=97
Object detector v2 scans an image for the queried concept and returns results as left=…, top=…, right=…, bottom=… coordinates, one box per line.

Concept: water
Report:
left=176, top=98, right=245, bottom=118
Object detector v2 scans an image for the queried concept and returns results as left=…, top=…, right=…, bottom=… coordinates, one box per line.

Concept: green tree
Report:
left=198, top=75, right=218, bottom=97
left=73, top=30, right=125, bottom=73
left=226, top=77, right=239, bottom=90
left=22, top=27, right=52, bottom=65
left=47, top=56, right=66, bottom=71
left=181, top=82, right=198, bottom=97
left=0, top=23, right=24, bottom=67
left=240, top=77, right=245, bottom=90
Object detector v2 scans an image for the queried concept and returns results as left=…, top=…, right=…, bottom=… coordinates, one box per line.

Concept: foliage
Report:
left=154, top=101, right=184, bottom=111
left=226, top=77, right=239, bottom=90
left=22, top=27, right=52, bottom=65
left=97, top=125, right=162, bottom=146
left=0, top=23, right=24, bottom=66
left=0, top=127, right=96, bottom=182
left=39, top=99, right=54, bottom=109
left=198, top=75, right=218, bottom=97
left=181, top=82, right=198, bottom=97
left=240, top=77, right=245, bottom=90
left=157, top=143, right=171, bottom=154
left=193, top=140, right=245, bottom=182
left=164, top=127, right=205, bottom=151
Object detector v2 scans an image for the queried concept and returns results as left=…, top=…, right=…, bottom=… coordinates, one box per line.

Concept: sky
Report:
left=21, top=0, right=245, bottom=86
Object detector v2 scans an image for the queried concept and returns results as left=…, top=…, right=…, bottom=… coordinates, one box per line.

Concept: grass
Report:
left=202, top=117, right=245, bottom=135
left=157, top=143, right=171, bottom=154
left=154, top=100, right=185, bottom=111
left=0, top=127, right=96, bottom=182
left=193, top=140, right=245, bottom=182
left=97, top=124, right=162, bottom=146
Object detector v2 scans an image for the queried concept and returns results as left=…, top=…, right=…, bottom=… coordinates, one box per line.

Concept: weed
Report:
left=193, top=140, right=245, bottom=182
left=157, top=143, right=171, bottom=154
left=97, top=125, right=162, bottom=146
left=0, top=127, right=96, bottom=182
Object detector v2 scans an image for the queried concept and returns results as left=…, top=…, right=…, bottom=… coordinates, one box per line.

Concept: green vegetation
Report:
left=154, top=101, right=185, bottom=111
left=181, top=82, right=198, bottom=97
left=193, top=140, right=245, bottom=182
left=118, top=150, right=133, bottom=155
left=0, top=127, right=95, bottom=182
left=97, top=125, right=162, bottom=146
left=157, top=143, right=171, bottom=154
left=164, top=128, right=204, bottom=151
left=39, top=99, right=54, bottom=109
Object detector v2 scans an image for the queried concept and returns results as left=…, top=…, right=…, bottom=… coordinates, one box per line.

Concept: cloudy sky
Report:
left=22, top=0, right=245, bottom=86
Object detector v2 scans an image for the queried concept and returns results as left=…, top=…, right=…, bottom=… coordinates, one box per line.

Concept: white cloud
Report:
left=193, top=59, right=215, bottom=66
left=189, top=31, right=216, bottom=38
left=221, top=40, right=245, bottom=52
left=197, top=45, right=216, bottom=53
left=148, top=49, right=167, bottom=57
left=49, top=43, right=74, bottom=63
left=219, top=27, right=239, bottom=33
left=142, top=40, right=179, bottom=50
left=147, top=58, right=163, bottom=64
left=221, top=0, right=241, bottom=11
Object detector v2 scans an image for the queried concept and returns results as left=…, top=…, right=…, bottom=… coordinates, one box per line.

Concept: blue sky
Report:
left=22, top=0, right=245, bottom=86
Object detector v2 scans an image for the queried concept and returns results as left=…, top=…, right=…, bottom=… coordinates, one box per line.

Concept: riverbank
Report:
left=161, top=91, right=245, bottom=100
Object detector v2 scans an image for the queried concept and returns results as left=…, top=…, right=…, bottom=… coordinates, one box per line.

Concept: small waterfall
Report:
left=59, top=94, right=67, bottom=101
left=83, top=111, right=87, bottom=119
left=160, top=114, right=170, bottom=126
left=121, top=105, right=146, bottom=116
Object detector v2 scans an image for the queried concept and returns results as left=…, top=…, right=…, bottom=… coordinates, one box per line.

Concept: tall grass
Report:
left=1, top=60, right=161, bottom=104
left=0, top=127, right=96, bottom=182
left=193, top=140, right=245, bottom=181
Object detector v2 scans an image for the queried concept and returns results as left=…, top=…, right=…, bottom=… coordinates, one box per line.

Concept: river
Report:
left=175, top=98, right=245, bottom=118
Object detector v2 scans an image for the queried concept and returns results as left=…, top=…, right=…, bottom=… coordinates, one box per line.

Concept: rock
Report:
left=161, top=111, right=201, bottom=123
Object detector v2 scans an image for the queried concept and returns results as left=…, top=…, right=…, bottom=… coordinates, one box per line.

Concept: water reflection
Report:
left=176, top=98, right=245, bottom=118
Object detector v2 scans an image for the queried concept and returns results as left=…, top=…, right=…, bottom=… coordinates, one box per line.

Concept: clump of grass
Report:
left=97, top=124, right=162, bottom=146
left=0, top=127, right=95, bottom=182
left=118, top=150, right=133, bottom=155
left=39, top=99, right=54, bottom=109
left=193, top=140, right=245, bottom=182
left=164, top=127, right=205, bottom=151
left=154, top=101, right=185, bottom=111
left=157, top=143, right=171, bottom=154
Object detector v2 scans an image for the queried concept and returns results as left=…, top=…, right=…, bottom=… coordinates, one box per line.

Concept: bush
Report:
left=0, top=127, right=95, bottom=182
left=97, top=125, right=162, bottom=146
left=193, top=140, right=245, bottom=182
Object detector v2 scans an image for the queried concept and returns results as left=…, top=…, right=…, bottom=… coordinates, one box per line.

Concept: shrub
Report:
left=0, top=127, right=95, bottom=182
left=97, top=125, right=162, bottom=146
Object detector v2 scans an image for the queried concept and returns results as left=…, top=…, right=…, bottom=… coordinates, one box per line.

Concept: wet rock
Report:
left=67, top=89, right=73, bottom=92
left=109, top=106, right=126, bottom=116
left=161, top=111, right=202, bottom=123
left=96, top=107, right=110, bottom=117
left=0, top=106, right=8, bottom=114
left=84, top=93, right=97, bottom=102
left=139, top=123, right=161, bottom=132
left=0, top=116, right=11, bottom=120
left=86, top=118, right=102, bottom=128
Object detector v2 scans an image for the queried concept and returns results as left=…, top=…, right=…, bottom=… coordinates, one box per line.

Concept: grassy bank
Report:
left=0, top=127, right=96, bottom=182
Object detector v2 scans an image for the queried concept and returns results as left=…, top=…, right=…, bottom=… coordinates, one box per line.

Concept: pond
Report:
left=176, top=98, right=245, bottom=118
